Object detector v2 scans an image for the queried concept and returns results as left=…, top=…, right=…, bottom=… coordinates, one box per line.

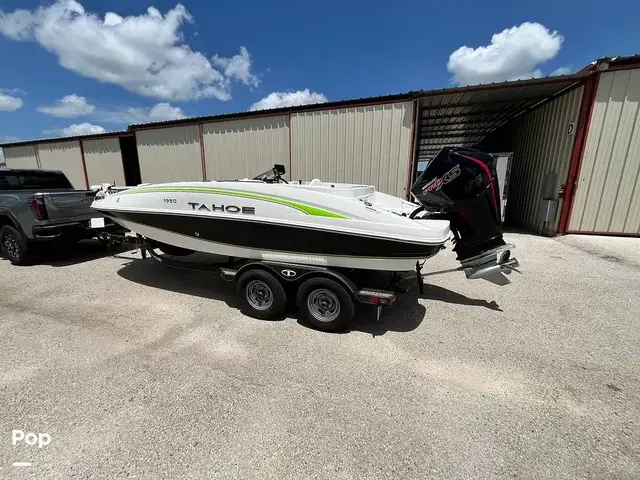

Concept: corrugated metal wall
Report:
left=2, top=145, right=39, bottom=169
left=290, top=102, right=413, bottom=197
left=486, top=86, right=584, bottom=233
left=82, top=138, right=126, bottom=187
left=569, top=69, right=640, bottom=234
left=136, top=125, right=203, bottom=183
left=37, top=141, right=86, bottom=189
left=203, top=116, right=289, bottom=180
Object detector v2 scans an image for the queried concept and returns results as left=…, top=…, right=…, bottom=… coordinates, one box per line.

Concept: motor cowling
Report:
left=411, top=147, right=505, bottom=261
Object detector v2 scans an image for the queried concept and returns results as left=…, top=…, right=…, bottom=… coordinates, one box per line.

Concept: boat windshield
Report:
left=253, top=164, right=288, bottom=184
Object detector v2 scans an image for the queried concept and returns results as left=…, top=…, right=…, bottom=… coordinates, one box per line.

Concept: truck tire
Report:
left=0, top=225, right=31, bottom=266
left=297, top=277, right=354, bottom=332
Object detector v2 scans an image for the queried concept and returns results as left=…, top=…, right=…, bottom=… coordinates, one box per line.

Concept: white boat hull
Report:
left=119, top=218, right=438, bottom=271
left=93, top=178, right=451, bottom=271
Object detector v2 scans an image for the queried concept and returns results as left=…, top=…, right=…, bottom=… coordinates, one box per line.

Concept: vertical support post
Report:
left=557, top=73, right=600, bottom=234
left=198, top=123, right=207, bottom=181
left=405, top=99, right=419, bottom=199
left=79, top=140, right=89, bottom=189
left=34, top=143, right=42, bottom=169
left=118, top=136, right=127, bottom=187
left=288, top=113, right=293, bottom=181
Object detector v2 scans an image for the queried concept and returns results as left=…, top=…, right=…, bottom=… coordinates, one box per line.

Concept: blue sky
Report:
left=0, top=0, right=639, bottom=148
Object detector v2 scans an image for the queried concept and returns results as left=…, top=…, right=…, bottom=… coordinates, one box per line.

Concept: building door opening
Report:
left=119, top=136, right=141, bottom=186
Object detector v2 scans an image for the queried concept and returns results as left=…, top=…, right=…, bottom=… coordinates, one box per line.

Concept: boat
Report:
left=91, top=147, right=519, bottom=331
left=91, top=174, right=453, bottom=272
left=92, top=147, right=517, bottom=277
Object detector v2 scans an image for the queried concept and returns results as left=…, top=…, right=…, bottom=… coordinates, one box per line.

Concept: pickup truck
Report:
left=0, top=168, right=124, bottom=265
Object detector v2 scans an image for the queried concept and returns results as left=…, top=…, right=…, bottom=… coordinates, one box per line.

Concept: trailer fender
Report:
left=228, top=261, right=360, bottom=298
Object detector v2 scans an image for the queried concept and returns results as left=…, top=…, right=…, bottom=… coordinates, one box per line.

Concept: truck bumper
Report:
left=32, top=218, right=124, bottom=240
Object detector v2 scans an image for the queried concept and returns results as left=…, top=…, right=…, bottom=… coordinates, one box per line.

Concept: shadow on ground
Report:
left=0, top=240, right=136, bottom=267
left=117, top=258, right=500, bottom=335
left=420, top=284, right=502, bottom=311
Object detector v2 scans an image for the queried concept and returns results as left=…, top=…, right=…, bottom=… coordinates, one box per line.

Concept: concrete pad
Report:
left=0, top=234, right=639, bottom=479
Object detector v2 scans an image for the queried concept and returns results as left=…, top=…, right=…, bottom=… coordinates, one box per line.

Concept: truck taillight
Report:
left=28, top=196, right=49, bottom=221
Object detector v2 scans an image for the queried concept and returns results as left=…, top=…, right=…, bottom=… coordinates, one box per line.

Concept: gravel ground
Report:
left=1, top=233, right=639, bottom=479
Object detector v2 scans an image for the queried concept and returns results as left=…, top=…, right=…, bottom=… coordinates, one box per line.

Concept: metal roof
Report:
left=129, top=75, right=592, bottom=131
left=414, top=54, right=640, bottom=161
left=128, top=92, right=415, bottom=129
left=3, top=54, right=639, bottom=149
left=0, top=130, right=131, bottom=148
left=415, top=75, right=587, bottom=161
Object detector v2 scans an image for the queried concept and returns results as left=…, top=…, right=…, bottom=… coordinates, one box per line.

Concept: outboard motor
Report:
left=411, top=147, right=518, bottom=285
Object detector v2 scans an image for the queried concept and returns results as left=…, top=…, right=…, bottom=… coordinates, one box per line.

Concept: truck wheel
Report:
left=0, top=225, right=31, bottom=266
left=297, top=278, right=354, bottom=332
left=237, top=269, right=287, bottom=320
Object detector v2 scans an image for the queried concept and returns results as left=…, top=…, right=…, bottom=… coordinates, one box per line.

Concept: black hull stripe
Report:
left=109, top=211, right=442, bottom=259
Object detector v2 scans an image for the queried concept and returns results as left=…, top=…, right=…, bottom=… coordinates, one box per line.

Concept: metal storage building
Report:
left=2, top=54, right=639, bottom=237
left=203, top=115, right=290, bottom=181
left=0, top=131, right=138, bottom=189
left=130, top=95, right=415, bottom=198
left=567, top=67, right=640, bottom=235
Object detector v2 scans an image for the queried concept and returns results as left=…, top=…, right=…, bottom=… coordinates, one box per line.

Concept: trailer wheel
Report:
left=237, top=269, right=287, bottom=320
left=297, top=278, right=354, bottom=332
left=0, top=225, right=31, bottom=266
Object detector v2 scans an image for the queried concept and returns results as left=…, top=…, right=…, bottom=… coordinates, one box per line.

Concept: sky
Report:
left=1, top=0, right=639, bottom=161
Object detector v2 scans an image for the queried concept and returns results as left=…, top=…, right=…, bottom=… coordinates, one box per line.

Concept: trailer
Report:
left=141, top=240, right=416, bottom=332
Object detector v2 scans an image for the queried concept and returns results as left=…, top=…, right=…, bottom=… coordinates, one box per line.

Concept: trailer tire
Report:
left=237, top=269, right=287, bottom=320
left=297, top=277, right=354, bottom=332
left=0, top=225, right=31, bottom=266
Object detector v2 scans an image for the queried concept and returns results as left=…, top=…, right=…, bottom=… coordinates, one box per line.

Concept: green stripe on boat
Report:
left=115, top=187, right=350, bottom=219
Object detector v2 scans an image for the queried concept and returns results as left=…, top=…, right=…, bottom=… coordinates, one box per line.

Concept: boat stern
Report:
left=411, top=147, right=519, bottom=285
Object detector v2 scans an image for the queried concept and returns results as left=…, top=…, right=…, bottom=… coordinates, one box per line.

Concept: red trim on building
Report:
left=557, top=73, right=600, bottom=234
left=79, top=140, right=89, bottom=189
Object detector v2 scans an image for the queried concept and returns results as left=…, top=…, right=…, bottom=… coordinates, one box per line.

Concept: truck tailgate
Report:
left=45, top=190, right=98, bottom=221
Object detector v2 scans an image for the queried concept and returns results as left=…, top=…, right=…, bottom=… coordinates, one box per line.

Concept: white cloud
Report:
left=0, top=90, right=23, bottom=111
left=447, top=22, right=564, bottom=85
left=146, top=102, right=186, bottom=121
left=38, top=94, right=95, bottom=117
left=98, top=102, right=186, bottom=124
left=213, top=46, right=259, bottom=87
left=45, top=123, right=107, bottom=136
left=551, top=66, right=572, bottom=76
left=251, top=89, right=328, bottom=111
left=0, top=1, right=258, bottom=101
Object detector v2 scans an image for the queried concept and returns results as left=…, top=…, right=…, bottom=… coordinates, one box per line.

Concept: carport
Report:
left=411, top=74, right=588, bottom=235
left=411, top=55, right=640, bottom=237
